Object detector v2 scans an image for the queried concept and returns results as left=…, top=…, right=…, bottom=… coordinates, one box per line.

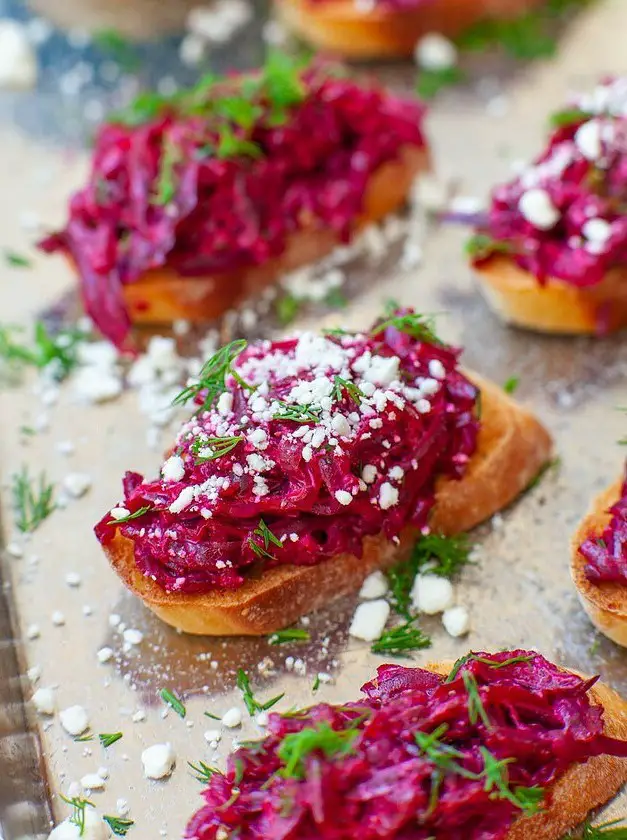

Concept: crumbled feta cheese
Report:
left=359, top=571, right=389, bottom=600
left=26, top=623, right=40, bottom=640
left=331, top=414, right=351, bottom=438
left=132, top=710, right=147, bottom=723
left=217, top=391, right=234, bottom=416
left=72, top=367, right=123, bottom=403
left=97, top=647, right=114, bottom=664
left=48, top=805, right=108, bottom=839
left=169, top=486, right=195, bottom=514
left=411, top=574, right=454, bottom=615
left=334, top=490, right=353, bottom=506
left=7, top=541, right=23, bottom=558
left=518, top=188, right=560, bottom=230
left=116, top=799, right=130, bottom=817
left=65, top=573, right=81, bottom=587
left=28, top=665, right=41, bottom=683
left=110, top=507, right=130, bottom=520
left=442, top=605, right=471, bottom=637
left=256, top=711, right=269, bottom=727
left=249, top=428, right=268, bottom=449
left=60, top=705, right=90, bottom=736
left=414, top=32, right=457, bottom=71
left=575, top=119, right=603, bottom=161
left=62, top=473, right=92, bottom=499
left=582, top=217, right=612, bottom=245
left=204, top=728, right=222, bottom=744
left=361, top=465, right=377, bottom=484
left=378, top=482, right=399, bottom=510
left=123, top=628, right=144, bottom=646
left=81, top=772, right=106, bottom=791
left=0, top=20, right=37, bottom=89
left=179, top=32, right=205, bottom=66
left=389, top=465, right=404, bottom=481
left=142, top=743, right=176, bottom=779
left=349, top=600, right=390, bottom=642
left=222, top=707, right=243, bottom=728
left=32, top=687, right=55, bottom=715
left=428, top=359, right=445, bottom=380
left=162, top=455, right=185, bottom=482
left=51, top=611, right=66, bottom=626
left=361, top=355, right=400, bottom=388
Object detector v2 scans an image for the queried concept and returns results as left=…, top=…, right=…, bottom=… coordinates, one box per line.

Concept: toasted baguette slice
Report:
left=102, top=375, right=552, bottom=635
left=475, top=255, right=627, bottom=335
left=571, top=480, right=627, bottom=646
left=275, top=0, right=544, bottom=60
left=118, top=146, right=428, bottom=325
left=428, top=659, right=627, bottom=840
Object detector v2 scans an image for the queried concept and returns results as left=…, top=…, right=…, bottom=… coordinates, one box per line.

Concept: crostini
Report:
left=95, top=311, right=551, bottom=635
left=571, top=465, right=627, bottom=646
left=275, top=0, right=545, bottom=61
left=184, top=650, right=627, bottom=839
left=39, top=53, right=429, bottom=349
left=470, top=77, right=627, bottom=335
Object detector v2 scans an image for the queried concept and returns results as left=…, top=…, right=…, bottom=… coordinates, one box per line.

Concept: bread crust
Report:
left=475, top=255, right=627, bottom=335
left=100, top=374, right=552, bottom=635
left=571, top=480, right=627, bottom=646
left=275, top=0, right=545, bottom=59
left=428, top=660, right=627, bottom=840
left=119, top=146, right=429, bottom=325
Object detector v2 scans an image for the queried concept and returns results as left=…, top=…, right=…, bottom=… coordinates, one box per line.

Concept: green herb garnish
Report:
left=12, top=467, right=55, bottom=532
left=237, top=668, right=284, bottom=716
left=99, top=732, right=123, bottom=748
left=371, top=311, right=442, bottom=346
left=173, top=339, right=249, bottom=411
left=192, top=435, right=244, bottom=463
left=74, top=733, right=94, bottom=742
left=332, top=375, right=364, bottom=406
left=462, top=671, right=492, bottom=729
left=479, top=747, right=545, bottom=814
left=188, top=760, right=222, bottom=783
left=248, top=518, right=283, bottom=561
left=272, top=401, right=322, bottom=424
left=371, top=619, right=432, bottom=657
left=277, top=722, right=359, bottom=779
left=276, top=292, right=301, bottom=326
left=4, top=249, right=32, bottom=268
left=159, top=688, right=186, bottom=718
left=580, top=819, right=627, bottom=838
left=415, top=723, right=477, bottom=779
left=324, top=288, right=348, bottom=309
left=268, top=628, right=311, bottom=645
left=153, top=137, right=181, bottom=206
left=0, top=321, right=85, bottom=381
left=312, top=674, right=321, bottom=692
left=216, top=125, right=262, bottom=160
left=93, top=27, right=139, bottom=71
left=465, top=233, right=513, bottom=261
left=107, top=505, right=152, bottom=525
left=60, top=794, right=94, bottom=836
left=503, top=375, right=520, bottom=395
left=446, top=652, right=534, bottom=683
left=458, top=10, right=555, bottom=59
left=416, top=66, right=464, bottom=100
left=549, top=107, right=589, bottom=128
left=204, top=711, right=221, bottom=721
left=103, top=816, right=135, bottom=837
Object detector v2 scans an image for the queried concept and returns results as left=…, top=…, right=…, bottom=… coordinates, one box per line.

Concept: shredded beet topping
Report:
left=184, top=651, right=627, bottom=840
left=304, top=0, right=435, bottom=10
left=471, top=77, right=627, bottom=289
left=579, top=463, right=627, bottom=584
left=39, top=57, right=426, bottom=348
left=94, top=313, right=479, bottom=594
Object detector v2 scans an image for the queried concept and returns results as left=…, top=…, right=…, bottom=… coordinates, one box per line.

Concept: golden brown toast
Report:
left=571, top=480, right=627, bottom=646
left=117, top=146, right=428, bottom=325
left=475, top=255, right=627, bottom=335
left=101, top=375, right=552, bottom=635
left=275, top=0, right=545, bottom=60
left=428, top=660, right=627, bottom=840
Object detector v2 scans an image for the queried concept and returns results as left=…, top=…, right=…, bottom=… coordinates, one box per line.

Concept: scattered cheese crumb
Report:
left=255, top=711, right=269, bottom=728
left=26, top=623, right=40, bottom=640
left=359, top=571, right=389, bottom=600
left=122, top=628, right=144, bottom=646
left=132, top=710, right=147, bottom=723
left=442, top=605, right=471, bottom=637
left=518, top=188, right=560, bottom=230
left=162, top=455, right=185, bottom=482
left=142, top=743, right=176, bottom=779
left=411, top=574, right=454, bottom=615
left=334, top=490, right=353, bottom=506
left=63, top=472, right=92, bottom=498
left=32, top=687, right=55, bottom=715
left=60, top=705, right=90, bottom=736
left=378, top=482, right=399, bottom=510
left=575, top=119, right=603, bottom=161
left=109, top=507, right=130, bottom=520
left=6, top=541, right=23, bottom=558
left=222, top=707, right=243, bottom=728
left=81, top=772, right=106, bottom=791
left=414, top=32, right=457, bottom=71
left=48, top=805, right=108, bottom=839
left=65, top=573, right=82, bottom=588
left=116, top=799, right=130, bottom=817
left=51, top=611, right=66, bottom=626
left=349, top=599, right=390, bottom=642
left=97, top=647, right=113, bottom=664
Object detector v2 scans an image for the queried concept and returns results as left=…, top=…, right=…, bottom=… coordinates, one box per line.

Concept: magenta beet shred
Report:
left=94, top=314, right=479, bottom=594
left=184, top=651, right=627, bottom=840
left=38, top=58, right=426, bottom=349
left=579, top=463, right=627, bottom=584
left=303, top=0, right=435, bottom=11
left=471, top=77, right=627, bottom=289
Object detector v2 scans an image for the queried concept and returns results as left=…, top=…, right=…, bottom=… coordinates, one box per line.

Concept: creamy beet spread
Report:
left=95, top=313, right=478, bottom=594
left=471, top=77, right=627, bottom=289
left=184, top=651, right=627, bottom=840
left=39, top=56, right=426, bottom=349
left=579, top=463, right=627, bottom=584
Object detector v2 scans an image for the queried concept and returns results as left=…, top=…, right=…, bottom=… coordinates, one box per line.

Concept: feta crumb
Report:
left=162, top=455, right=185, bottom=482
left=518, top=188, right=560, bottom=230
left=359, top=571, right=389, bottom=600
left=411, top=574, right=454, bottom=615
left=142, top=743, right=176, bottom=779
left=32, top=687, right=55, bottom=715
left=414, top=32, right=457, bottom=71
left=442, top=605, right=471, bottom=637
left=575, top=119, right=603, bottom=161
left=222, top=707, right=243, bottom=728
left=6, top=541, right=23, bottom=558
left=51, top=611, right=66, bottom=626
left=116, top=799, right=130, bottom=817
left=378, top=482, right=399, bottom=510
left=109, top=507, right=130, bottom=521
left=204, top=729, right=222, bottom=744
left=361, top=465, right=377, bottom=484
left=582, top=217, right=612, bottom=245
left=331, top=414, right=351, bottom=438
left=256, top=711, right=269, bottom=727
left=428, top=359, right=446, bottom=380
left=81, top=772, right=106, bottom=791
left=62, top=473, right=92, bottom=499
left=65, top=573, right=81, bottom=587
left=109, top=613, right=121, bottom=627
left=217, top=391, right=234, bottom=416
left=97, top=647, right=114, bottom=664
left=132, top=710, right=147, bottom=723
left=72, top=367, right=122, bottom=403
left=389, top=466, right=404, bottom=481
left=26, top=623, right=40, bottom=640
left=349, top=600, right=390, bottom=642
left=249, top=428, right=268, bottom=449
left=169, top=486, right=194, bottom=514
left=122, top=628, right=144, bottom=646
left=28, top=665, right=41, bottom=683
left=48, top=805, right=108, bottom=839
left=60, top=705, right=90, bottom=736
left=0, top=21, right=37, bottom=89
left=334, top=490, right=353, bottom=506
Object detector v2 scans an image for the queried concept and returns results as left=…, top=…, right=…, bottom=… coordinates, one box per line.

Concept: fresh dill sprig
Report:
left=461, top=671, right=492, bottom=729
left=188, top=760, right=222, bottom=783
left=153, top=137, right=181, bottom=206
left=98, top=732, right=123, bottom=748
left=371, top=619, right=432, bottom=657
left=0, top=321, right=85, bottom=381
left=159, top=688, right=186, bottom=719
left=268, top=628, right=311, bottom=645
left=479, top=747, right=545, bottom=815
left=276, top=292, right=301, bottom=326
left=60, top=794, right=94, bottom=836
left=248, top=519, right=283, bottom=561
left=332, top=375, right=364, bottom=406
left=4, top=249, right=32, bottom=268
left=549, top=107, right=589, bottom=129
left=74, top=733, right=94, bottom=743
left=446, top=653, right=534, bottom=683
left=272, top=401, right=322, bottom=424
left=106, top=505, right=152, bottom=525
left=236, top=668, right=284, bottom=716
left=371, top=310, right=442, bottom=346
left=173, top=340, right=250, bottom=411
left=503, top=375, right=520, bottom=395
left=192, top=435, right=244, bottom=463
left=416, top=66, right=464, bottom=100
left=11, top=466, right=55, bottom=532
left=414, top=723, right=477, bottom=780
left=580, top=819, right=627, bottom=838
left=277, top=721, right=359, bottom=779
left=312, top=674, right=321, bottom=692
left=103, top=815, right=135, bottom=836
